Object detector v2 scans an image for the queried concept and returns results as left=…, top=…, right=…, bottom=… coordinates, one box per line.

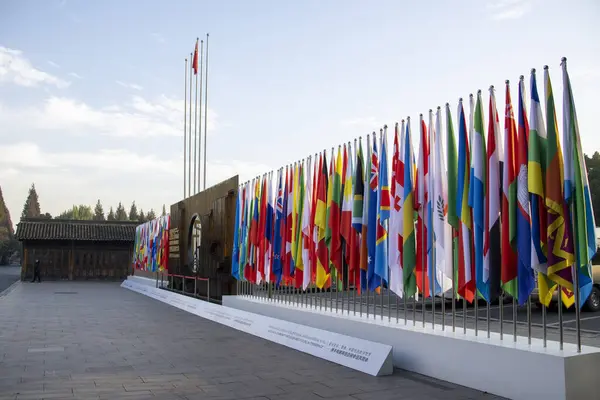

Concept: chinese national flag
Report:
left=192, top=40, right=199, bottom=75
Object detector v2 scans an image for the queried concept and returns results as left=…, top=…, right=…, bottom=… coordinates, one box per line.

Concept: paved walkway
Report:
left=0, top=281, right=503, bottom=400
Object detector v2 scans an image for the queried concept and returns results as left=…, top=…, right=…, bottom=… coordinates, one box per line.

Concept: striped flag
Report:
left=302, top=157, right=313, bottom=289
left=403, top=119, right=417, bottom=298
left=416, top=115, right=431, bottom=297
left=457, top=100, right=475, bottom=302
left=353, top=140, right=367, bottom=292
left=265, top=172, right=274, bottom=283
left=389, top=121, right=405, bottom=296
left=315, top=151, right=330, bottom=289
left=562, top=59, right=597, bottom=308
left=446, top=104, right=459, bottom=294
left=516, top=78, right=535, bottom=303
left=471, top=91, right=488, bottom=301
left=367, top=134, right=379, bottom=291
left=273, top=170, right=284, bottom=285
left=544, top=66, right=575, bottom=298
left=231, top=185, right=242, bottom=280
left=485, top=88, right=502, bottom=302
left=528, top=70, right=552, bottom=305
left=375, top=128, right=390, bottom=285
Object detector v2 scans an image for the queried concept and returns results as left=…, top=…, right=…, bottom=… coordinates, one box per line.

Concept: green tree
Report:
left=57, top=205, right=93, bottom=220
left=146, top=209, right=156, bottom=221
left=161, top=204, right=167, bottom=217
left=93, top=200, right=105, bottom=221
left=138, top=209, right=146, bottom=223
left=129, top=201, right=139, bottom=221
left=21, top=183, right=41, bottom=219
left=107, top=207, right=116, bottom=221
left=585, top=152, right=600, bottom=224
left=115, top=202, right=128, bottom=221
left=40, top=212, right=52, bottom=219
left=0, top=185, right=16, bottom=265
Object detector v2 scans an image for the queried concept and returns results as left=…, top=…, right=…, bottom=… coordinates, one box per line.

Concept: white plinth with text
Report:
left=121, top=279, right=393, bottom=377
left=223, top=295, right=600, bottom=400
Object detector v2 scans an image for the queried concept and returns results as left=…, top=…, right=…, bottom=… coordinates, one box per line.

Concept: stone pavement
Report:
left=0, top=282, right=504, bottom=400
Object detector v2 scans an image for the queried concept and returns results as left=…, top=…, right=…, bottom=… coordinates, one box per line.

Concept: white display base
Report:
left=223, top=295, right=600, bottom=400
left=121, top=280, right=393, bottom=377
left=127, top=275, right=167, bottom=288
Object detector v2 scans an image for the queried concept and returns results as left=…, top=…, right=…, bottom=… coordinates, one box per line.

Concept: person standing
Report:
left=31, top=259, right=41, bottom=283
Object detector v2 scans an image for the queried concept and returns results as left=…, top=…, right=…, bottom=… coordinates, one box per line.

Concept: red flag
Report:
left=192, top=40, right=199, bottom=75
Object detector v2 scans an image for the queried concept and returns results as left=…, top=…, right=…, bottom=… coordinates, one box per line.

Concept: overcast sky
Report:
left=0, top=0, right=599, bottom=225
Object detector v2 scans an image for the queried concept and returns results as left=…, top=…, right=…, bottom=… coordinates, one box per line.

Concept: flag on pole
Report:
left=329, top=147, right=343, bottom=279
left=302, top=157, right=313, bottom=290
left=192, top=39, right=199, bottom=75
left=471, top=91, right=487, bottom=301
left=315, top=151, right=330, bottom=289
left=562, top=59, right=597, bottom=308
left=389, top=121, right=405, bottom=296
left=485, top=87, right=502, bottom=302
left=544, top=66, right=575, bottom=299
left=353, top=140, right=367, bottom=292
left=341, top=144, right=353, bottom=265
left=403, top=119, right=417, bottom=298
left=294, top=162, right=305, bottom=289
left=457, top=100, right=475, bottom=302
left=416, top=116, right=431, bottom=297
left=273, top=170, right=284, bottom=285
left=367, top=134, right=379, bottom=291
left=515, top=79, right=535, bottom=303
left=265, top=172, right=274, bottom=283
left=362, top=138, right=372, bottom=291
left=432, top=108, right=452, bottom=291
left=528, top=70, right=551, bottom=304
left=256, top=175, right=267, bottom=283
left=375, top=127, right=390, bottom=285
left=446, top=104, right=459, bottom=294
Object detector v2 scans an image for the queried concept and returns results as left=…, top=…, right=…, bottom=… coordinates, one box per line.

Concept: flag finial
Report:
left=437, top=106, right=441, bottom=110
left=561, top=56, right=567, bottom=64
left=459, top=97, right=463, bottom=102
left=477, top=89, right=482, bottom=95
left=505, top=79, right=509, bottom=84
left=543, top=65, right=549, bottom=70
left=469, top=93, right=473, bottom=99
left=445, top=102, right=449, bottom=107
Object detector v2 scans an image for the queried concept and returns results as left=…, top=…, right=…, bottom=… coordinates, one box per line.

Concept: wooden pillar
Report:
left=21, top=244, right=28, bottom=281
left=69, top=240, right=74, bottom=281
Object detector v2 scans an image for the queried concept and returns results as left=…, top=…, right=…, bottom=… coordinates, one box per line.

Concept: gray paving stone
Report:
left=0, top=282, right=505, bottom=399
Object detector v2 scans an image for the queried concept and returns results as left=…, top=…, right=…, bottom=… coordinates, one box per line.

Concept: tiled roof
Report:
left=15, top=219, right=139, bottom=242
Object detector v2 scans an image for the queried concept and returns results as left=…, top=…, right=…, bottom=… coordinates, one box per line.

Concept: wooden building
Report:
left=15, top=218, right=138, bottom=281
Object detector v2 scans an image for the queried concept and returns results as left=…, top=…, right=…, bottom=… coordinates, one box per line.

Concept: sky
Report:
left=0, top=0, right=599, bottom=226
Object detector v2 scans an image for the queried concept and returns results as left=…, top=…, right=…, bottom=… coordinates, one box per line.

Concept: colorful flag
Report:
left=362, top=138, right=372, bottom=291
left=265, top=172, right=274, bottom=283
left=403, top=119, right=417, bottom=298
left=294, top=162, right=305, bottom=289
left=528, top=70, right=551, bottom=304
left=446, top=104, right=459, bottom=294
left=416, top=115, right=431, bottom=297
left=544, top=66, right=575, bottom=298
left=501, top=81, right=519, bottom=299
left=375, top=127, right=390, bottom=285
left=470, top=91, right=487, bottom=301
left=273, top=170, right=284, bottom=285
left=562, top=59, right=597, bottom=307
left=389, top=121, right=405, bottom=296
left=329, top=147, right=343, bottom=278
left=257, top=175, right=267, bottom=283
left=353, top=139, right=367, bottom=292
left=302, top=157, right=313, bottom=290
left=457, top=99, right=475, bottom=303
left=315, top=151, right=330, bottom=289
left=515, top=78, right=535, bottom=303
left=485, top=87, right=502, bottom=302
left=367, top=133, right=379, bottom=291
left=432, top=108, right=452, bottom=292
left=192, top=39, right=199, bottom=75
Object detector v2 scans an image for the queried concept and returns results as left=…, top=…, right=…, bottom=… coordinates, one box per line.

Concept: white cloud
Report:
left=151, top=33, right=166, bottom=44
left=68, top=72, right=83, bottom=79
left=116, top=80, right=143, bottom=90
left=47, top=60, right=60, bottom=68
left=0, top=142, right=269, bottom=223
left=0, top=46, right=70, bottom=88
left=0, top=94, right=218, bottom=138
left=487, top=0, right=533, bottom=20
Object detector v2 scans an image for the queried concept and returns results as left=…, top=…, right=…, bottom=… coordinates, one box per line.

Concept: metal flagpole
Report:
left=420, top=113, right=427, bottom=328
left=198, top=39, right=204, bottom=193
left=470, top=93, right=478, bottom=337
left=379, top=128, right=385, bottom=321
left=203, top=33, right=209, bottom=190
left=183, top=58, right=188, bottom=199
left=193, top=39, right=199, bottom=195
left=558, top=285, right=563, bottom=349
left=429, top=109, right=436, bottom=330
left=188, top=53, right=193, bottom=197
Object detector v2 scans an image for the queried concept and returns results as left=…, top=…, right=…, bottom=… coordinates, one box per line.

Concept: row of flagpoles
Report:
left=183, top=34, right=210, bottom=199
left=230, top=57, right=596, bottom=352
